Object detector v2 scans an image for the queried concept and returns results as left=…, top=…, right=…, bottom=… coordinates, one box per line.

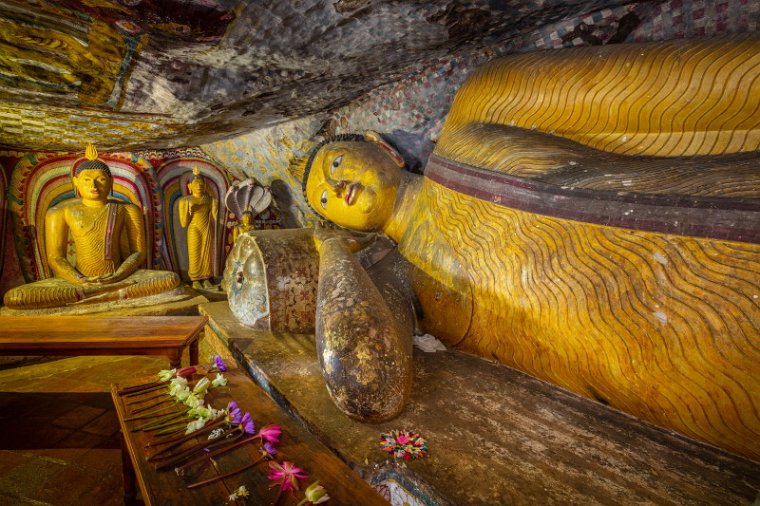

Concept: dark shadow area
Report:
left=0, top=392, right=119, bottom=450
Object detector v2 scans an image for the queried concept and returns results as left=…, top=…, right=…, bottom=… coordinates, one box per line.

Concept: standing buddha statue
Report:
left=178, top=167, right=218, bottom=290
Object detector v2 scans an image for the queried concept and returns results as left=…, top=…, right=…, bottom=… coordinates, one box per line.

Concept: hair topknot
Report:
left=74, top=159, right=111, bottom=177
left=74, top=143, right=112, bottom=177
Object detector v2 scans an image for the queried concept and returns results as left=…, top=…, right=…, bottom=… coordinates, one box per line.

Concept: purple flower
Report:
left=241, top=412, right=255, bottom=434
left=227, top=401, right=243, bottom=425
left=263, top=441, right=277, bottom=456
left=214, top=355, right=227, bottom=372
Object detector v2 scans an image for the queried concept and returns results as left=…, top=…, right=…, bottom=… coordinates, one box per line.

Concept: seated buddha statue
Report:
left=3, top=145, right=180, bottom=310
left=227, top=36, right=760, bottom=461
left=233, top=211, right=255, bottom=243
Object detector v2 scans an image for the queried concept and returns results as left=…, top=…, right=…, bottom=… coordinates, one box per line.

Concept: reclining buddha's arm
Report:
left=314, top=232, right=412, bottom=422
left=438, top=36, right=760, bottom=159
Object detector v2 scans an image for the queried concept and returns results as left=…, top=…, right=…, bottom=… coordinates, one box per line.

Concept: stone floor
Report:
left=0, top=346, right=215, bottom=505
left=201, top=301, right=760, bottom=506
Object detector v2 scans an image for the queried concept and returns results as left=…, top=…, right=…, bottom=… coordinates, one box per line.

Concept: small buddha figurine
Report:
left=233, top=210, right=255, bottom=243
left=3, top=144, right=180, bottom=309
left=178, top=168, right=218, bottom=290
left=225, top=178, right=273, bottom=242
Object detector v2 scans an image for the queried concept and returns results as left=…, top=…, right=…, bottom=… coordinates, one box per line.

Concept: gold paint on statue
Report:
left=178, top=167, right=218, bottom=289
left=232, top=211, right=255, bottom=243
left=3, top=145, right=180, bottom=309
left=304, top=132, right=405, bottom=233
left=299, top=38, right=760, bottom=457
left=439, top=37, right=760, bottom=158
left=403, top=180, right=760, bottom=460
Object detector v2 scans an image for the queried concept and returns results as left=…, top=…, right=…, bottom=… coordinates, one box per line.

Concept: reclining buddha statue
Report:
left=3, top=145, right=180, bottom=311
left=225, top=36, right=760, bottom=461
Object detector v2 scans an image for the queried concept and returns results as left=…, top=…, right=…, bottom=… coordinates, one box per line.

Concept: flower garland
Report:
left=379, top=430, right=429, bottom=460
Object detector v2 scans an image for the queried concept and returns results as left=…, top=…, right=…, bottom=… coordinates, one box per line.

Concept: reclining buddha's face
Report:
left=305, top=138, right=402, bottom=232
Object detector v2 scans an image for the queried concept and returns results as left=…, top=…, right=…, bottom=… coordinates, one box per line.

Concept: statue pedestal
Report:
left=0, top=287, right=207, bottom=368
left=0, top=287, right=207, bottom=317
left=200, top=301, right=760, bottom=506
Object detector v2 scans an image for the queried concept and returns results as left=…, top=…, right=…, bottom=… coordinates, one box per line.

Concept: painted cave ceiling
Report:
left=0, top=0, right=644, bottom=151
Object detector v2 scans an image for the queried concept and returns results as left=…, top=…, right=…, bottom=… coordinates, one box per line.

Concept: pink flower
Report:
left=267, top=460, right=309, bottom=492
left=176, top=366, right=196, bottom=378
left=395, top=433, right=410, bottom=445
left=258, top=424, right=281, bottom=444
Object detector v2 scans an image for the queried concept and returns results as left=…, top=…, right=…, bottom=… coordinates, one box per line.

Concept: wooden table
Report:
left=112, top=368, right=387, bottom=505
left=0, top=316, right=207, bottom=368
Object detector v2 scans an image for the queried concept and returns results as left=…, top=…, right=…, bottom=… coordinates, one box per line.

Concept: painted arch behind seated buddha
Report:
left=7, top=152, right=163, bottom=282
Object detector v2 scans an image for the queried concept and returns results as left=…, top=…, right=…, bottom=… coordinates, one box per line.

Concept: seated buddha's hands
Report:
left=83, top=270, right=128, bottom=285
left=84, top=274, right=117, bottom=284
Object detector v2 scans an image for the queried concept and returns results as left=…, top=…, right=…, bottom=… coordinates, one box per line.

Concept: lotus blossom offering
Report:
left=379, top=430, right=429, bottom=460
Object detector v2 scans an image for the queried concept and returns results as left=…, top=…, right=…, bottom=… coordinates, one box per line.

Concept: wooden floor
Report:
left=202, top=301, right=760, bottom=506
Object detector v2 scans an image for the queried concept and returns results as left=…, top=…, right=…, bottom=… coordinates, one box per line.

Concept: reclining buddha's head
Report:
left=300, top=131, right=405, bottom=232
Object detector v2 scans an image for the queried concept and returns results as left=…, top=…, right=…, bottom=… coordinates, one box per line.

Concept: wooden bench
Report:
left=0, top=316, right=207, bottom=368
left=112, top=367, right=386, bottom=505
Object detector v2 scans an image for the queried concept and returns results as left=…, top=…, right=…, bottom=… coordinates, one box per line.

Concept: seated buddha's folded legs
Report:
left=3, top=269, right=180, bottom=309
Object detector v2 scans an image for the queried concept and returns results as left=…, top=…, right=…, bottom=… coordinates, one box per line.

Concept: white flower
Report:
left=211, top=373, right=228, bottom=388
left=174, top=388, right=191, bottom=402
left=208, top=428, right=225, bottom=440
left=184, top=393, right=204, bottom=408
left=205, top=405, right=222, bottom=420
left=185, top=419, right=206, bottom=434
left=193, top=377, right=211, bottom=395
left=226, top=485, right=249, bottom=503
left=168, top=377, right=188, bottom=396
left=157, top=369, right=176, bottom=381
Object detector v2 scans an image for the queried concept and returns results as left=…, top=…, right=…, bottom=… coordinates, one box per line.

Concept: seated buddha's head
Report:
left=240, top=210, right=254, bottom=226
left=72, top=144, right=112, bottom=203
left=299, top=130, right=405, bottom=232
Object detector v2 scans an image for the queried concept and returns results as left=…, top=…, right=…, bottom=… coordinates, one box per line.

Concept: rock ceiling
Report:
left=0, top=0, right=638, bottom=151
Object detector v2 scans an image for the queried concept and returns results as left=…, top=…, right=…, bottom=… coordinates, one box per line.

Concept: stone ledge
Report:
left=200, top=301, right=760, bottom=506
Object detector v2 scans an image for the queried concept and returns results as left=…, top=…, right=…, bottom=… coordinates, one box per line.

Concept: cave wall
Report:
left=201, top=0, right=760, bottom=223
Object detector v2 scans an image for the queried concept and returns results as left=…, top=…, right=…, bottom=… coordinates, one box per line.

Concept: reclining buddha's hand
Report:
left=313, top=224, right=376, bottom=253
